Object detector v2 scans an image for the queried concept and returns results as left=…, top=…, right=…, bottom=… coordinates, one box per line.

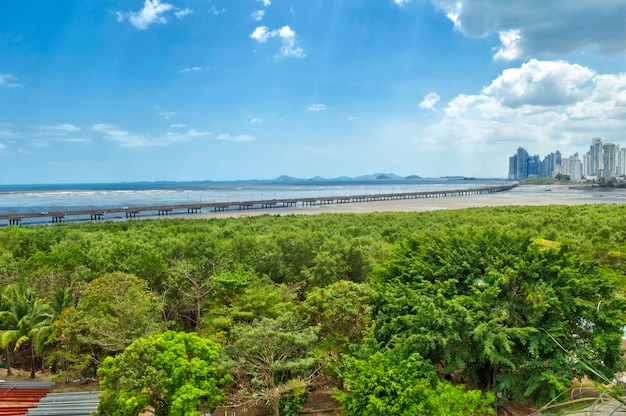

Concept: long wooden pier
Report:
left=0, top=183, right=517, bottom=226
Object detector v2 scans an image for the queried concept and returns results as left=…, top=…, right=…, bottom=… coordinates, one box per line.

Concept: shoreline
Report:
left=174, top=185, right=626, bottom=220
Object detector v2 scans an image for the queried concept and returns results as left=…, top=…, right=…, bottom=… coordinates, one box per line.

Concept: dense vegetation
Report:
left=1, top=204, right=625, bottom=415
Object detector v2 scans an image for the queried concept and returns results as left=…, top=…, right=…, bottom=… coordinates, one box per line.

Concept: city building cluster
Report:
left=508, top=138, right=626, bottom=182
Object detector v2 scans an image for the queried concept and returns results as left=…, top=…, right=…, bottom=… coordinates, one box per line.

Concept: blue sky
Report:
left=0, top=0, right=624, bottom=184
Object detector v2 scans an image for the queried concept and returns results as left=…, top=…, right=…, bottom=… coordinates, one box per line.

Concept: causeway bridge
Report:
left=0, top=183, right=517, bottom=226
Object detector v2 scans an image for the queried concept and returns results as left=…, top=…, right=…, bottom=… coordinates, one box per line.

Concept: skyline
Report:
left=0, top=0, right=625, bottom=184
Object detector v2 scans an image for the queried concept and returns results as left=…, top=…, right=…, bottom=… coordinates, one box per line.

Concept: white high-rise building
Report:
left=618, top=148, right=626, bottom=177
left=590, top=137, right=603, bottom=177
left=569, top=154, right=582, bottom=182
left=582, top=153, right=590, bottom=178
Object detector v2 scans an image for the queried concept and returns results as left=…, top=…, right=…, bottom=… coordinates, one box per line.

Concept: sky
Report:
left=0, top=0, right=625, bottom=184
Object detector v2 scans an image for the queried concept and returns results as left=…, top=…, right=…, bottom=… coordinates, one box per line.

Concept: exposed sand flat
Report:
left=174, top=185, right=626, bottom=220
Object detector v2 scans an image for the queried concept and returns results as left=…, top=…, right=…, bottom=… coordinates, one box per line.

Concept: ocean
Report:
left=0, top=178, right=504, bottom=220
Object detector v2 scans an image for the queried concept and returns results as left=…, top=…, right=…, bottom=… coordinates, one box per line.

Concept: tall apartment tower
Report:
left=516, top=147, right=529, bottom=180
left=582, top=153, right=591, bottom=177
left=602, top=143, right=618, bottom=179
left=569, top=153, right=582, bottom=181
left=618, top=148, right=626, bottom=177
left=590, top=137, right=603, bottom=177
left=508, top=155, right=518, bottom=180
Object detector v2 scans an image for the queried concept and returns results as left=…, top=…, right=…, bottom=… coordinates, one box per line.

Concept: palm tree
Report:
left=0, top=284, right=51, bottom=378
left=33, top=288, right=74, bottom=373
left=0, top=289, right=13, bottom=376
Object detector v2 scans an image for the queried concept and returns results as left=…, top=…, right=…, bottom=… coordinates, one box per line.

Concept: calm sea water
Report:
left=0, top=178, right=504, bottom=215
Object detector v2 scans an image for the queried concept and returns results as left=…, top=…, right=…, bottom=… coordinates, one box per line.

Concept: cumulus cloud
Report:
left=250, top=25, right=305, bottom=58
left=250, top=26, right=270, bottom=42
left=430, top=0, right=625, bottom=60
left=481, top=60, right=594, bottom=108
left=259, top=0, right=271, bottom=6
left=419, top=92, right=441, bottom=110
left=307, top=104, right=326, bottom=111
left=217, top=133, right=255, bottom=142
left=116, top=0, right=191, bottom=30
left=0, top=74, right=23, bottom=88
left=394, top=0, right=410, bottom=6
left=251, top=10, right=265, bottom=21
left=250, top=117, right=263, bottom=123
left=421, top=60, right=626, bottom=154
left=93, top=124, right=210, bottom=147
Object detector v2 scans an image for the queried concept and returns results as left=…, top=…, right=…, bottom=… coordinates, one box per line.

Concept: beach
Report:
left=182, top=185, right=626, bottom=220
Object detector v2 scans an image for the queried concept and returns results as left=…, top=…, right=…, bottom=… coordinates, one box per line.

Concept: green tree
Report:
left=205, top=280, right=297, bottom=341
left=372, top=230, right=626, bottom=403
left=336, top=344, right=494, bottom=416
left=72, top=272, right=165, bottom=353
left=32, top=287, right=75, bottom=373
left=97, top=331, right=229, bottom=416
left=227, top=312, right=320, bottom=416
left=49, top=272, right=165, bottom=381
left=300, top=280, right=374, bottom=360
left=0, top=283, right=51, bottom=378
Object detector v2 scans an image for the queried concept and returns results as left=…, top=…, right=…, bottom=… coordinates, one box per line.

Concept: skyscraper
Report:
left=602, top=143, right=618, bottom=179
left=516, top=147, right=529, bottom=180
left=590, top=137, right=602, bottom=177
left=508, top=154, right=518, bottom=180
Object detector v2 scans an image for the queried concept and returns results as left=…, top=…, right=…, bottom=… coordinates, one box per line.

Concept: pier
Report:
left=0, top=183, right=517, bottom=226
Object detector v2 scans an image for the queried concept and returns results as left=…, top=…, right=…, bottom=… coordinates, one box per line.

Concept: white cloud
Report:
left=430, top=0, right=625, bottom=60
left=209, top=6, right=226, bottom=16
left=347, top=116, right=358, bottom=121
left=57, top=137, right=92, bottom=144
left=493, top=29, right=522, bottom=61
left=93, top=124, right=210, bottom=147
left=250, top=25, right=305, bottom=58
left=482, top=59, right=594, bottom=108
left=421, top=60, right=626, bottom=155
left=308, top=104, right=326, bottom=111
left=251, top=10, right=265, bottom=21
left=394, top=0, right=410, bottom=6
left=116, top=0, right=191, bottom=30
left=217, top=133, right=255, bottom=142
left=250, top=26, right=270, bottom=42
left=158, top=111, right=177, bottom=119
left=419, top=92, right=441, bottom=110
left=174, top=8, right=192, bottom=18
left=170, top=123, right=187, bottom=128
left=0, top=129, right=21, bottom=139
left=179, top=66, right=202, bottom=73
left=250, top=117, right=263, bottom=123
left=0, top=73, right=23, bottom=88
left=259, top=0, right=271, bottom=6
left=36, top=123, right=81, bottom=132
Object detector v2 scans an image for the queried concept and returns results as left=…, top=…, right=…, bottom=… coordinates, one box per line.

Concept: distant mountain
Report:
left=353, top=173, right=404, bottom=181
left=273, top=175, right=301, bottom=182
left=273, top=173, right=423, bottom=182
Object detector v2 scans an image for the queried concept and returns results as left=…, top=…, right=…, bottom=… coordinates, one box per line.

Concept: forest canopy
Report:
left=1, top=204, right=625, bottom=414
